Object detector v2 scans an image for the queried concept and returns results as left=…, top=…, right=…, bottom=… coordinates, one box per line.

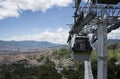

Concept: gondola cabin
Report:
left=70, top=35, right=92, bottom=61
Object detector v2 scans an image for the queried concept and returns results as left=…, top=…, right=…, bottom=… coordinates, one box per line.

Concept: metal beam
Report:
left=71, top=11, right=97, bottom=34
left=91, top=20, right=120, bottom=43
left=97, top=22, right=107, bottom=79
left=107, top=20, right=120, bottom=33
left=74, top=0, right=81, bottom=14
left=84, top=61, right=93, bottom=79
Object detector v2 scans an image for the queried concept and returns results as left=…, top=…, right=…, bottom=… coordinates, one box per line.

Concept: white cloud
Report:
left=0, top=0, right=73, bottom=19
left=0, top=0, right=19, bottom=19
left=6, top=28, right=69, bottom=44
left=108, top=28, right=120, bottom=39
left=82, top=0, right=88, bottom=3
left=4, top=27, right=120, bottom=43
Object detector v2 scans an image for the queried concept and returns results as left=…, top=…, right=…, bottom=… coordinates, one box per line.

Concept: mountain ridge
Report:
left=0, top=40, right=65, bottom=54
left=107, top=39, right=120, bottom=44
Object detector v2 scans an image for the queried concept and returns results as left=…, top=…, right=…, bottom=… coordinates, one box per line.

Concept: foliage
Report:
left=62, top=62, right=84, bottom=79
left=91, top=43, right=120, bottom=79
left=52, top=48, right=71, bottom=60
left=0, top=46, right=120, bottom=79
left=0, top=57, right=62, bottom=79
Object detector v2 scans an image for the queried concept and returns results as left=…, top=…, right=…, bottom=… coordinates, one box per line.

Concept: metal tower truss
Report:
left=68, top=1, right=120, bottom=43
left=67, top=0, right=120, bottom=79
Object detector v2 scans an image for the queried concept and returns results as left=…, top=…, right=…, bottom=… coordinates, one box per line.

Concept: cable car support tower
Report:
left=67, top=0, right=120, bottom=79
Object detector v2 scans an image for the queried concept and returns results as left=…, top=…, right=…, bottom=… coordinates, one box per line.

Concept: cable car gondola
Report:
left=70, top=35, right=92, bottom=61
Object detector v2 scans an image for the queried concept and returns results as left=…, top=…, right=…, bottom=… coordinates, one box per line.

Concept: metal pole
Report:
left=97, top=22, right=107, bottom=79
left=84, top=61, right=93, bottom=79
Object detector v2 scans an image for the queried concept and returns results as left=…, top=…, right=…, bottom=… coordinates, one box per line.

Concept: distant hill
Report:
left=0, top=40, right=65, bottom=53
left=92, top=39, right=120, bottom=49
left=108, top=39, right=120, bottom=44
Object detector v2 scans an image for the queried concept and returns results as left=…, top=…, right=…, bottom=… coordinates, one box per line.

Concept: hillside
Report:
left=108, top=39, right=120, bottom=44
left=0, top=40, right=65, bottom=54
left=92, top=39, right=120, bottom=48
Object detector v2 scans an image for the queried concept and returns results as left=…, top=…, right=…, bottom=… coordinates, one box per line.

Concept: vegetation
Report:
left=91, top=43, right=120, bottom=79
left=52, top=48, right=71, bottom=60
left=0, top=43, right=120, bottom=79
left=0, top=57, right=62, bottom=79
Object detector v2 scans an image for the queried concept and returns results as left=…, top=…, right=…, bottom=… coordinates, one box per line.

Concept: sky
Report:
left=0, top=0, right=120, bottom=44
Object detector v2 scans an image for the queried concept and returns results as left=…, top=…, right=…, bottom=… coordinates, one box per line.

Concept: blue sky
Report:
left=0, top=0, right=75, bottom=44
left=0, top=6, right=73, bottom=38
left=0, top=0, right=120, bottom=44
